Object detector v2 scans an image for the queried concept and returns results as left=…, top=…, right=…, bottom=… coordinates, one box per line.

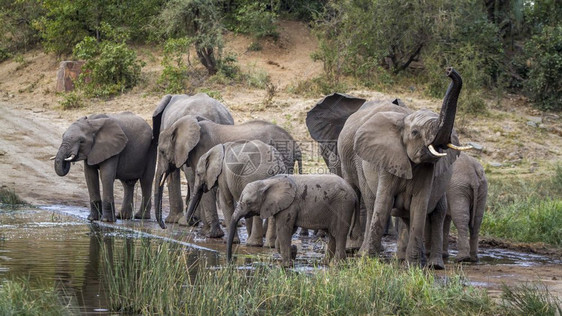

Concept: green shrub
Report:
left=59, top=91, right=84, bottom=110
left=522, top=25, right=562, bottom=111
left=158, top=37, right=192, bottom=94
left=233, top=1, right=279, bottom=40
left=73, top=27, right=144, bottom=97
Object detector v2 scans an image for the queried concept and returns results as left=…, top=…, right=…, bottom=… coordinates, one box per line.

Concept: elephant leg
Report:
left=247, top=216, right=265, bottom=247
left=134, top=172, right=153, bottom=219
left=264, top=217, right=276, bottom=248
left=165, top=169, right=184, bottom=223
left=84, top=165, right=101, bottom=221
left=99, top=159, right=117, bottom=222
left=347, top=197, right=368, bottom=250
left=200, top=188, right=223, bottom=238
left=219, top=189, right=239, bottom=243
left=442, top=214, right=452, bottom=259
left=299, top=228, right=309, bottom=237
left=117, top=180, right=135, bottom=219
left=469, top=218, right=482, bottom=262
left=396, top=218, right=409, bottom=261
left=427, top=198, right=445, bottom=270
left=179, top=166, right=196, bottom=226
left=275, top=214, right=295, bottom=267
left=450, top=198, right=471, bottom=262
left=359, top=181, right=394, bottom=256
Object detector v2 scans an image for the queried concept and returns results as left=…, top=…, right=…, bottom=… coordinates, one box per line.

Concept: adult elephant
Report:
left=306, top=68, right=471, bottom=268
left=155, top=117, right=302, bottom=238
left=53, top=112, right=156, bottom=222
left=152, top=93, right=234, bottom=224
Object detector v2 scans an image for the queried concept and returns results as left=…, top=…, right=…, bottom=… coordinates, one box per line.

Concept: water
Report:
left=1, top=205, right=560, bottom=312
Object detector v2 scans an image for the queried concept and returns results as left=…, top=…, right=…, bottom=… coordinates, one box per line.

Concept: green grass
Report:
left=0, top=187, right=27, bottom=209
left=501, top=283, right=562, bottom=316
left=100, top=240, right=561, bottom=315
left=0, top=277, right=74, bottom=315
left=481, top=165, right=562, bottom=246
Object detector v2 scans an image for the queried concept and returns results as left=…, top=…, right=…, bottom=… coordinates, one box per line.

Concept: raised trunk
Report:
left=432, top=68, right=462, bottom=147
left=185, top=186, right=204, bottom=224
left=226, top=208, right=242, bottom=262
left=54, top=146, right=71, bottom=176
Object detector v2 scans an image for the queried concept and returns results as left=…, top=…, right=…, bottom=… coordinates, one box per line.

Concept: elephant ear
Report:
left=170, top=116, right=201, bottom=169
left=354, top=111, right=413, bottom=179
left=152, top=94, right=173, bottom=141
left=433, top=130, right=460, bottom=177
left=200, top=144, right=225, bottom=188
left=87, top=118, right=128, bottom=166
left=259, top=175, right=297, bottom=219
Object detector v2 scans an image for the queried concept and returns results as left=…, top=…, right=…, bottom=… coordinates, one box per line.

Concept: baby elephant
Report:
left=53, top=112, right=156, bottom=222
left=227, top=174, right=359, bottom=266
left=185, top=140, right=287, bottom=247
left=443, top=153, right=488, bottom=262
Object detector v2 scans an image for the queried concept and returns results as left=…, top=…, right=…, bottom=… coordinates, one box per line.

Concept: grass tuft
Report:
left=0, top=277, right=74, bottom=315
left=501, top=283, right=562, bottom=316
left=0, top=187, right=27, bottom=209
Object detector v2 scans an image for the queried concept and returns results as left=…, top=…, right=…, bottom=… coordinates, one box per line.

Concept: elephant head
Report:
left=154, top=115, right=201, bottom=229
left=353, top=68, right=465, bottom=179
left=54, top=115, right=128, bottom=176
left=184, top=143, right=225, bottom=224
left=227, top=175, right=296, bottom=262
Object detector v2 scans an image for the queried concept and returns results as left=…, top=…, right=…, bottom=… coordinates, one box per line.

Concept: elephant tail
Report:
left=226, top=211, right=241, bottom=263
left=470, top=168, right=488, bottom=229
left=349, top=192, right=361, bottom=240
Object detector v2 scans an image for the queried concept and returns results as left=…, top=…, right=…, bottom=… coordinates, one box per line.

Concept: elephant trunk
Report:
left=155, top=172, right=169, bottom=229
left=432, top=67, right=462, bottom=148
left=54, top=144, right=72, bottom=176
left=185, top=185, right=204, bottom=224
left=227, top=206, right=243, bottom=263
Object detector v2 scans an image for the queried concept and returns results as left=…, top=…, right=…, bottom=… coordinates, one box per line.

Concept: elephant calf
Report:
left=53, top=112, right=156, bottom=222
left=443, top=153, right=488, bottom=262
left=227, top=174, right=359, bottom=266
left=185, top=140, right=287, bottom=247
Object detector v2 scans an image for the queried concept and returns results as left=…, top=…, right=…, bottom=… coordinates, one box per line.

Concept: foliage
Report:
left=34, top=0, right=165, bottom=55
left=0, top=0, right=43, bottom=62
left=501, top=283, right=562, bottom=316
left=521, top=25, right=562, bottom=111
left=158, top=37, right=193, bottom=94
left=0, top=187, right=27, bottom=208
left=59, top=91, right=84, bottom=109
left=233, top=1, right=279, bottom=40
left=157, top=0, right=224, bottom=75
left=73, top=25, right=144, bottom=97
left=0, top=277, right=73, bottom=315
left=482, top=165, right=562, bottom=246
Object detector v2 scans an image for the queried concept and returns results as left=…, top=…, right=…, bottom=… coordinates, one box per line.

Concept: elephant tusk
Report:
left=159, top=173, right=169, bottom=187
left=64, top=154, right=75, bottom=161
left=447, top=143, right=473, bottom=151
left=428, top=144, right=447, bottom=157
left=49, top=156, right=56, bottom=160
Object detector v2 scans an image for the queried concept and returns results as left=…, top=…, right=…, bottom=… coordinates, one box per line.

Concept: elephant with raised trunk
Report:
left=155, top=117, right=302, bottom=238
left=53, top=112, right=156, bottom=222
left=306, top=68, right=472, bottom=269
left=185, top=140, right=287, bottom=247
left=227, top=174, right=359, bottom=266
left=152, top=93, right=234, bottom=224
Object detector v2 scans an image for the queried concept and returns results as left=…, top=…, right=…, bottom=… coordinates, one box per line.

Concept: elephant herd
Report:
left=53, top=68, right=488, bottom=268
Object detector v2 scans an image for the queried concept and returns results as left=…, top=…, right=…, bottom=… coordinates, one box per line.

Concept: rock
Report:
left=55, top=61, right=86, bottom=92
left=468, top=142, right=483, bottom=151
left=527, top=120, right=537, bottom=127
left=489, top=162, right=503, bottom=167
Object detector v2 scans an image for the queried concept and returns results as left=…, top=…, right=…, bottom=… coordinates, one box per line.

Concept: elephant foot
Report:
left=88, top=201, right=102, bottom=221
left=346, top=236, right=363, bottom=252
left=100, top=202, right=116, bottom=222
left=134, top=210, right=151, bottom=220
left=428, top=257, right=445, bottom=270
left=206, top=224, right=225, bottom=239
left=290, top=245, right=298, bottom=260
left=101, top=213, right=116, bottom=222
left=165, top=212, right=183, bottom=224
left=264, top=238, right=276, bottom=248
left=455, top=255, right=478, bottom=263
left=246, top=237, right=263, bottom=247
left=116, top=212, right=133, bottom=220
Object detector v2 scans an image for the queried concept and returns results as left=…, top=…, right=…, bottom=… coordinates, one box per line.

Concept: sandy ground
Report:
left=1, top=21, right=562, bottom=298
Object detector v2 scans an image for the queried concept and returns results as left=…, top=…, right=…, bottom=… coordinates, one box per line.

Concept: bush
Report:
left=59, top=91, right=84, bottom=109
left=158, top=37, right=192, bottom=94
left=73, top=28, right=144, bottom=97
left=522, top=25, right=562, bottom=111
left=233, top=1, right=279, bottom=40
left=0, top=0, right=43, bottom=60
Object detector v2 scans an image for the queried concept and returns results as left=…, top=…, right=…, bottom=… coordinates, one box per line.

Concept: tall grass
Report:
left=101, top=240, right=549, bottom=315
left=0, top=277, right=74, bottom=315
left=501, top=283, right=562, bottom=316
left=0, top=187, right=27, bottom=209
left=482, top=165, right=562, bottom=245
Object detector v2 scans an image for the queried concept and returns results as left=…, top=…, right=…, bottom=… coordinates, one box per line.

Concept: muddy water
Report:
left=1, top=205, right=562, bottom=313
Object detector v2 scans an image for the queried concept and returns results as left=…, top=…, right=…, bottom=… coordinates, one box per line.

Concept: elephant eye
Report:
left=411, top=130, right=420, bottom=137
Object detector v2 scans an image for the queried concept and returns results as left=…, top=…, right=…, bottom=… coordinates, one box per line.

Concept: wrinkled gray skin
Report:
left=54, top=112, right=156, bottom=222
left=443, top=153, right=488, bottom=262
left=155, top=117, right=303, bottom=238
left=185, top=140, right=287, bottom=247
left=227, top=174, right=359, bottom=266
left=152, top=93, right=234, bottom=224
left=306, top=68, right=466, bottom=269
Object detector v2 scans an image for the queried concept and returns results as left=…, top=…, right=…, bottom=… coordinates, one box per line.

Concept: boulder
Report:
left=55, top=61, right=86, bottom=92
